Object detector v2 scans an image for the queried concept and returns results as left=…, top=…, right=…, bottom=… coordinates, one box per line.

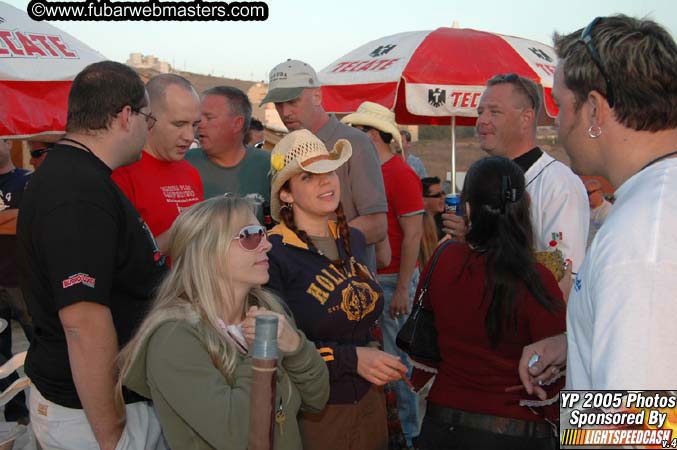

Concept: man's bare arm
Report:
left=59, top=302, right=125, bottom=450
left=348, top=212, right=387, bottom=245
left=375, top=237, right=392, bottom=269
left=389, top=214, right=423, bottom=318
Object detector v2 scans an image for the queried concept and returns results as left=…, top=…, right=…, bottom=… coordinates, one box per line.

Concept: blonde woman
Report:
left=266, top=130, right=408, bottom=450
left=117, top=196, right=329, bottom=449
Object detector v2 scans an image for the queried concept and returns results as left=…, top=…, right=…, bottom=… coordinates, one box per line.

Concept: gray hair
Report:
left=203, top=86, right=252, bottom=135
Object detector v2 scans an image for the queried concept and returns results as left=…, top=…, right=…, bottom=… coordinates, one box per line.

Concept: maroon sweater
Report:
left=413, top=242, right=565, bottom=422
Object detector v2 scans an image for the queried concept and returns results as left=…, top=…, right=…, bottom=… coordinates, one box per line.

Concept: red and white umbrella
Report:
left=0, top=1, right=106, bottom=139
left=320, top=27, right=558, bottom=126
left=319, top=27, right=558, bottom=192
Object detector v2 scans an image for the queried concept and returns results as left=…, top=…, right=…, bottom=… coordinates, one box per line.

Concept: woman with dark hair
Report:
left=412, top=156, right=565, bottom=450
left=266, top=130, right=408, bottom=450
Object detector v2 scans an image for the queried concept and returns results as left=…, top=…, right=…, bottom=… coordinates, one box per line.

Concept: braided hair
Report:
left=279, top=181, right=371, bottom=280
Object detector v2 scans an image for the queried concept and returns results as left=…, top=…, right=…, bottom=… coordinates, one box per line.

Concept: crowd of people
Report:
left=0, top=13, right=675, bottom=450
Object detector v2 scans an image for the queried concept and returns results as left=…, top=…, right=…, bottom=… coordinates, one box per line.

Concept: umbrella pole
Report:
left=451, top=116, right=456, bottom=195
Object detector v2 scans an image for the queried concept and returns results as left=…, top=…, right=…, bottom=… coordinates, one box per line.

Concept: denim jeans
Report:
left=377, top=270, right=421, bottom=447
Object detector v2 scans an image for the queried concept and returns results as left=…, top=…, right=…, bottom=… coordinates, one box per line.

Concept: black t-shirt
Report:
left=0, top=168, right=30, bottom=286
left=16, top=144, right=167, bottom=408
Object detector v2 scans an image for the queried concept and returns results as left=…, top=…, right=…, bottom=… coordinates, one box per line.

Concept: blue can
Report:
left=445, top=194, right=462, bottom=216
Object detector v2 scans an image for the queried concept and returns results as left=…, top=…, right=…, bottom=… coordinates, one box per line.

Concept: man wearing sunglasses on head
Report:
left=520, top=15, right=677, bottom=396
left=113, top=74, right=204, bottom=254
left=443, top=73, right=589, bottom=278
left=16, top=61, right=168, bottom=450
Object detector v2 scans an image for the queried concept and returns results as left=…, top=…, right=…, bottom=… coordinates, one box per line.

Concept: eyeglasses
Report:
left=233, top=225, right=267, bottom=251
left=579, top=17, right=615, bottom=108
left=424, top=192, right=445, bottom=198
left=490, top=73, right=539, bottom=111
left=132, top=108, right=157, bottom=130
left=586, top=188, right=601, bottom=197
left=30, top=148, right=50, bottom=158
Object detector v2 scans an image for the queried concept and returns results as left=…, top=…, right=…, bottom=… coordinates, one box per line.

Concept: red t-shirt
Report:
left=378, top=155, right=424, bottom=274
left=112, top=151, right=204, bottom=236
left=412, top=242, right=566, bottom=422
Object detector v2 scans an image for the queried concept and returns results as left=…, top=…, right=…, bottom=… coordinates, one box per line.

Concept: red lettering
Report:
left=16, top=32, right=45, bottom=57
left=30, top=34, right=59, bottom=56
left=0, top=31, right=25, bottom=56
left=356, top=60, right=375, bottom=71
left=370, top=59, right=389, bottom=70
left=460, top=92, right=473, bottom=108
left=536, top=63, right=556, bottom=76
left=48, top=35, right=77, bottom=58
left=377, top=58, right=399, bottom=71
left=471, top=92, right=481, bottom=108
left=331, top=61, right=351, bottom=73
left=341, top=61, right=361, bottom=72
left=449, top=92, right=463, bottom=107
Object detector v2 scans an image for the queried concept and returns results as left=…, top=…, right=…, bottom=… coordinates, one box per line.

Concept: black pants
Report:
left=414, top=415, right=558, bottom=450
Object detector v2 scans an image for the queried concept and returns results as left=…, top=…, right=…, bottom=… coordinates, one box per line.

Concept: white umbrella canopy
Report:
left=0, top=1, right=106, bottom=139
left=319, top=27, right=559, bottom=192
left=319, top=27, right=559, bottom=125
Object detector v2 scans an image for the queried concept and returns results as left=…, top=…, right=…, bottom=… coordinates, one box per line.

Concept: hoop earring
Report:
left=588, top=125, right=602, bottom=139
left=281, top=202, right=292, bottom=210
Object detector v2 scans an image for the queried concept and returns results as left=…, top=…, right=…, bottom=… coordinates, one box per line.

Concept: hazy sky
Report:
left=4, top=0, right=676, bottom=81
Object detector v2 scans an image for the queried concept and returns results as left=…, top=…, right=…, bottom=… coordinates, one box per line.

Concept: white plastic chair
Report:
left=0, top=351, right=30, bottom=450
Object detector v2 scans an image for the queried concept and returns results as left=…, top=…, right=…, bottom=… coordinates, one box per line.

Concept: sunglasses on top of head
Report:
left=579, top=17, right=615, bottom=108
left=233, top=225, right=267, bottom=251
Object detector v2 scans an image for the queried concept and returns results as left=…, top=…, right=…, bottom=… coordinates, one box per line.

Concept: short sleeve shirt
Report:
left=378, top=155, right=424, bottom=274
left=0, top=168, right=30, bottom=286
left=16, top=144, right=168, bottom=408
left=185, top=147, right=271, bottom=223
left=112, top=151, right=204, bottom=236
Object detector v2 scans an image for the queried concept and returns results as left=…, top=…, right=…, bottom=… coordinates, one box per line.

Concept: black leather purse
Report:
left=395, top=240, right=453, bottom=363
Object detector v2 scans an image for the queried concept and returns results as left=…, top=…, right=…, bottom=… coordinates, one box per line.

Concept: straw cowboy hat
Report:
left=340, top=101, right=402, bottom=149
left=270, top=129, right=352, bottom=222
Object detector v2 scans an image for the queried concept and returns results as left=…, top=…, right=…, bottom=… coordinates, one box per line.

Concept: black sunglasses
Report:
left=30, top=148, right=50, bottom=158
left=579, top=17, right=615, bottom=108
left=424, top=192, right=445, bottom=198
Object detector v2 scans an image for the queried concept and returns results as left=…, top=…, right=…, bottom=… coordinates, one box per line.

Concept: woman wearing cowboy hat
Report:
left=266, top=130, right=408, bottom=450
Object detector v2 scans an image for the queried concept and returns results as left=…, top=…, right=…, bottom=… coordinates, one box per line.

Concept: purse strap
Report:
left=414, top=239, right=455, bottom=307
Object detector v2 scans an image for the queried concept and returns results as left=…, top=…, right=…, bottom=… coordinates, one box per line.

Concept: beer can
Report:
left=445, top=194, right=462, bottom=216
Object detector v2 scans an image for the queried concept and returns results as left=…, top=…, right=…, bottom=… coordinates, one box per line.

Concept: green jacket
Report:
left=124, top=320, right=329, bottom=449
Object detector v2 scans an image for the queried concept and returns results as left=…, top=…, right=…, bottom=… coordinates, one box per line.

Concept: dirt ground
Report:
left=410, top=132, right=571, bottom=181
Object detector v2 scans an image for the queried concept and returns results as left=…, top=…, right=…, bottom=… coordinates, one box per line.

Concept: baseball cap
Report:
left=259, top=59, right=320, bottom=106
